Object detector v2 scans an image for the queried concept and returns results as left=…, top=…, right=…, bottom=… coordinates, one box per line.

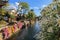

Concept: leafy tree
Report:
left=0, top=1, right=9, bottom=21
left=18, top=2, right=29, bottom=14
left=27, top=9, right=36, bottom=20
left=35, top=0, right=60, bottom=40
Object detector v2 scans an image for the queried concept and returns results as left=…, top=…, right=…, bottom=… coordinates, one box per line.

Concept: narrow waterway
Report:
left=9, top=21, right=40, bottom=40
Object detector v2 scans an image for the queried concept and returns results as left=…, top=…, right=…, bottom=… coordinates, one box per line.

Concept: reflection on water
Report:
left=9, top=21, right=40, bottom=40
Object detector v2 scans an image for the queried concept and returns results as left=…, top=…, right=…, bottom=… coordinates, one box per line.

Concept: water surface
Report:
left=9, top=21, right=40, bottom=40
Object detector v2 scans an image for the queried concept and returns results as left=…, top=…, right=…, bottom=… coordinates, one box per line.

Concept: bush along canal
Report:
left=0, top=20, right=40, bottom=40
left=7, top=21, right=40, bottom=40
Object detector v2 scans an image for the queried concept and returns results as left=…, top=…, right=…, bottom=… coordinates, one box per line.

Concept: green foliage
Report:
left=0, top=3, right=9, bottom=21
left=0, top=8, right=6, bottom=15
left=27, top=9, right=36, bottom=20
left=18, top=2, right=29, bottom=14
left=9, top=14, right=15, bottom=19
left=35, top=0, right=60, bottom=40
left=20, top=2, right=29, bottom=10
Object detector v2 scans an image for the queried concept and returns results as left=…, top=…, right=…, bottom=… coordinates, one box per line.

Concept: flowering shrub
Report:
left=35, top=0, right=60, bottom=40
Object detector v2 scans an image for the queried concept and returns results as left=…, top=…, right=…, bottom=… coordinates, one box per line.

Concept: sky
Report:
left=9, top=0, right=53, bottom=16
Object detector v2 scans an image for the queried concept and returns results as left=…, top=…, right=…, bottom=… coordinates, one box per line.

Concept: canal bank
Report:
left=8, top=21, right=40, bottom=40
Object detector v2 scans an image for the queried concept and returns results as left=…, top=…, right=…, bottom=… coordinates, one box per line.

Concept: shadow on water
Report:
left=8, top=21, right=40, bottom=40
